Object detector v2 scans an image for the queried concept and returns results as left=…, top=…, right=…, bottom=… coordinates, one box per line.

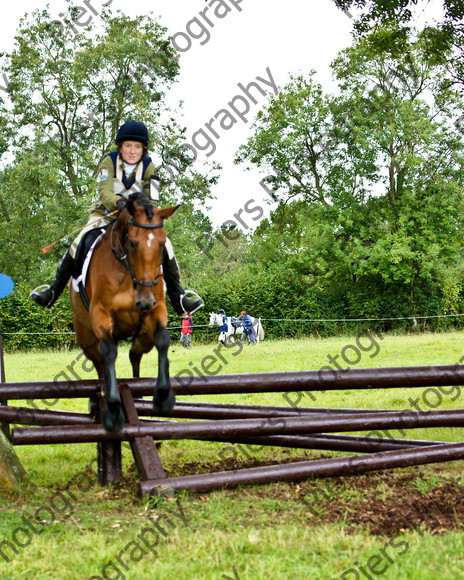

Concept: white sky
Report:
left=1, top=0, right=445, bottom=228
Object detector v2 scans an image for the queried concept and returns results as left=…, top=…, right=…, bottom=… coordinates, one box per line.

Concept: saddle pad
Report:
left=72, top=232, right=105, bottom=295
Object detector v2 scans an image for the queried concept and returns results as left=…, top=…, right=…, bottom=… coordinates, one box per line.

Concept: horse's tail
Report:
left=253, top=317, right=265, bottom=342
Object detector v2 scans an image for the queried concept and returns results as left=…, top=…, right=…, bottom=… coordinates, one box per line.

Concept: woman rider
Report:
left=217, top=308, right=228, bottom=344
left=30, top=120, right=204, bottom=315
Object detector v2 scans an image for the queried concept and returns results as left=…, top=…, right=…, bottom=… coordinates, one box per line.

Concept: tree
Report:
left=236, top=28, right=464, bottom=319
left=235, top=73, right=355, bottom=207
left=0, top=7, right=217, bottom=286
left=335, top=0, right=463, bottom=33
left=335, top=1, right=464, bottom=89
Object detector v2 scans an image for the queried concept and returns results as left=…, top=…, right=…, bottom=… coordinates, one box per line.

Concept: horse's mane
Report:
left=127, top=191, right=154, bottom=220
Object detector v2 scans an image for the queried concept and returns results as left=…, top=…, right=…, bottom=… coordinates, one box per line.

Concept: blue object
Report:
left=0, top=274, right=14, bottom=299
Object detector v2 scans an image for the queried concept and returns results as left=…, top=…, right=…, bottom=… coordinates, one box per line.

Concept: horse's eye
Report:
left=128, top=240, right=138, bottom=250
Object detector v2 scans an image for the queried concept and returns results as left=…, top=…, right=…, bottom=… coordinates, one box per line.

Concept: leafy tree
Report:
left=335, top=0, right=464, bottom=89
left=0, top=7, right=217, bottom=286
left=235, top=73, right=343, bottom=207
left=335, top=0, right=463, bottom=33
left=237, top=28, right=464, bottom=319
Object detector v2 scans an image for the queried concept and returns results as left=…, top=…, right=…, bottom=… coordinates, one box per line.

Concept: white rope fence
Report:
left=2, top=313, right=464, bottom=335
left=261, top=314, right=464, bottom=322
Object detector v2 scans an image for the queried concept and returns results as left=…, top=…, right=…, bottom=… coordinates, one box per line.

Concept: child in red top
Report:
left=180, top=314, right=193, bottom=348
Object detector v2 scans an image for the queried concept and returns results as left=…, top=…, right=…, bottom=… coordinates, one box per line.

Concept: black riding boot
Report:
left=162, top=250, right=204, bottom=315
left=30, top=250, right=76, bottom=308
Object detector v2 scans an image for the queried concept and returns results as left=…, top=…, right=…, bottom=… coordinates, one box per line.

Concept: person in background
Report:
left=239, top=310, right=255, bottom=344
left=217, top=309, right=228, bottom=344
left=180, top=313, right=193, bottom=348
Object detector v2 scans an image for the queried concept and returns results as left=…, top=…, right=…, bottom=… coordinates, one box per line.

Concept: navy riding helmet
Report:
left=115, top=121, right=149, bottom=146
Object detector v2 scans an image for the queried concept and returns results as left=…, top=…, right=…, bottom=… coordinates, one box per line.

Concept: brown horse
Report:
left=70, top=192, right=178, bottom=433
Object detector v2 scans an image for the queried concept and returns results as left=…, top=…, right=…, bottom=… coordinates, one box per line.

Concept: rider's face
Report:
left=120, top=141, right=144, bottom=164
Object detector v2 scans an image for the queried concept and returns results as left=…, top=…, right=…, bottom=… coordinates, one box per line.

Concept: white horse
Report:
left=209, top=312, right=265, bottom=345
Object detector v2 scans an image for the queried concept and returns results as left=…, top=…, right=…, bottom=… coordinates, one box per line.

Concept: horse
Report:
left=69, top=192, right=178, bottom=433
left=208, top=312, right=265, bottom=345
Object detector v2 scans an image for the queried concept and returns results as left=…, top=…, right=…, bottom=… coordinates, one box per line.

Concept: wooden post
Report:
left=97, top=440, right=123, bottom=486
left=90, top=393, right=123, bottom=486
left=0, top=274, right=27, bottom=488
left=0, top=313, right=8, bottom=439
left=0, top=313, right=5, bottom=383
left=120, top=384, right=166, bottom=481
left=0, top=428, right=27, bottom=490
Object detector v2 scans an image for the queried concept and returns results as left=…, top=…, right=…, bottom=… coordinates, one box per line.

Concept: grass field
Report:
left=2, top=331, right=464, bottom=579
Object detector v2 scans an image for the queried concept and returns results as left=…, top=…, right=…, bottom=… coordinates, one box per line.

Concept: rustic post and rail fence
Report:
left=1, top=364, right=464, bottom=496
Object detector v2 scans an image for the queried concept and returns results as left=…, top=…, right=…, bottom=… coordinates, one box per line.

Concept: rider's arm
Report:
left=97, top=155, right=118, bottom=212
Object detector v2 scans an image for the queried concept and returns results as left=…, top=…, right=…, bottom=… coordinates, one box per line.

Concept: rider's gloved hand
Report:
left=116, top=196, right=127, bottom=212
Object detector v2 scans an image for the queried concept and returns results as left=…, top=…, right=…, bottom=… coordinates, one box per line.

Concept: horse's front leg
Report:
left=91, top=313, right=124, bottom=433
left=153, top=324, right=175, bottom=415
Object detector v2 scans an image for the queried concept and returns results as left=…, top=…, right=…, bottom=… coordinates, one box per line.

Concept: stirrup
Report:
left=180, top=290, right=204, bottom=315
left=30, top=285, right=55, bottom=308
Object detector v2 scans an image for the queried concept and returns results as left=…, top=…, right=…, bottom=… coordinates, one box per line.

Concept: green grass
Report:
left=1, top=331, right=464, bottom=579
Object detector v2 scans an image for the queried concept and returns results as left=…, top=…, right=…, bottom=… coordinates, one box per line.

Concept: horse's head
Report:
left=115, top=192, right=178, bottom=311
left=208, top=312, right=218, bottom=327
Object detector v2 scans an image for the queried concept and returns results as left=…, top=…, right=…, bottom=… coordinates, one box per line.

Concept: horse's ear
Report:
left=125, top=196, right=136, bottom=216
left=158, top=205, right=180, bottom=220
left=125, top=192, right=146, bottom=216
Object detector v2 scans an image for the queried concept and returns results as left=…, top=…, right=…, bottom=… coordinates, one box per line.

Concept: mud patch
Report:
left=153, top=455, right=464, bottom=536
left=295, top=470, right=464, bottom=536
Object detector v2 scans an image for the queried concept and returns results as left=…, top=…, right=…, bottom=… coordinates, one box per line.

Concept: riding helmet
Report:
left=115, top=121, right=149, bottom=146
left=218, top=309, right=225, bottom=314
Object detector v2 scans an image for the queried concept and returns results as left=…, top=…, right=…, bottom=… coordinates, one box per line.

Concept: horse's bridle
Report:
left=111, top=217, right=164, bottom=288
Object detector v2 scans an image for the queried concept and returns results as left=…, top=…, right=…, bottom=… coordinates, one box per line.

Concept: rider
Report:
left=30, top=120, right=204, bottom=316
left=218, top=309, right=228, bottom=333
left=217, top=308, right=228, bottom=344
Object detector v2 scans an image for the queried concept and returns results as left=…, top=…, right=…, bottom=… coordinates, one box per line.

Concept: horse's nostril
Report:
left=136, top=299, right=155, bottom=311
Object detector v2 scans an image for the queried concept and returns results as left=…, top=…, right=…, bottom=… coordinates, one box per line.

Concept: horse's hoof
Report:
left=153, top=389, right=176, bottom=416
left=101, top=404, right=125, bottom=434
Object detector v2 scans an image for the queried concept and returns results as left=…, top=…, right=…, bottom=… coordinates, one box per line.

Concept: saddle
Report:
left=230, top=316, right=242, bottom=329
left=72, top=226, right=110, bottom=309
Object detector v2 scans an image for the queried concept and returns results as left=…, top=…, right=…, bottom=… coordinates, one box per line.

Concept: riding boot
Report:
left=30, top=250, right=76, bottom=308
left=162, top=249, right=204, bottom=315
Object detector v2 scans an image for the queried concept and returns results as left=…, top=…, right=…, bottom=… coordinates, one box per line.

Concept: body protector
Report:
left=109, top=151, right=148, bottom=199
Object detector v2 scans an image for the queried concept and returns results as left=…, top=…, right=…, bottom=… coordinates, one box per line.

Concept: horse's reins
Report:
left=110, top=217, right=164, bottom=289
left=110, top=215, right=166, bottom=343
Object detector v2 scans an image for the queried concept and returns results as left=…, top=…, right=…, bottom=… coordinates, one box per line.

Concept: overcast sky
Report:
left=2, top=0, right=444, bottom=228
